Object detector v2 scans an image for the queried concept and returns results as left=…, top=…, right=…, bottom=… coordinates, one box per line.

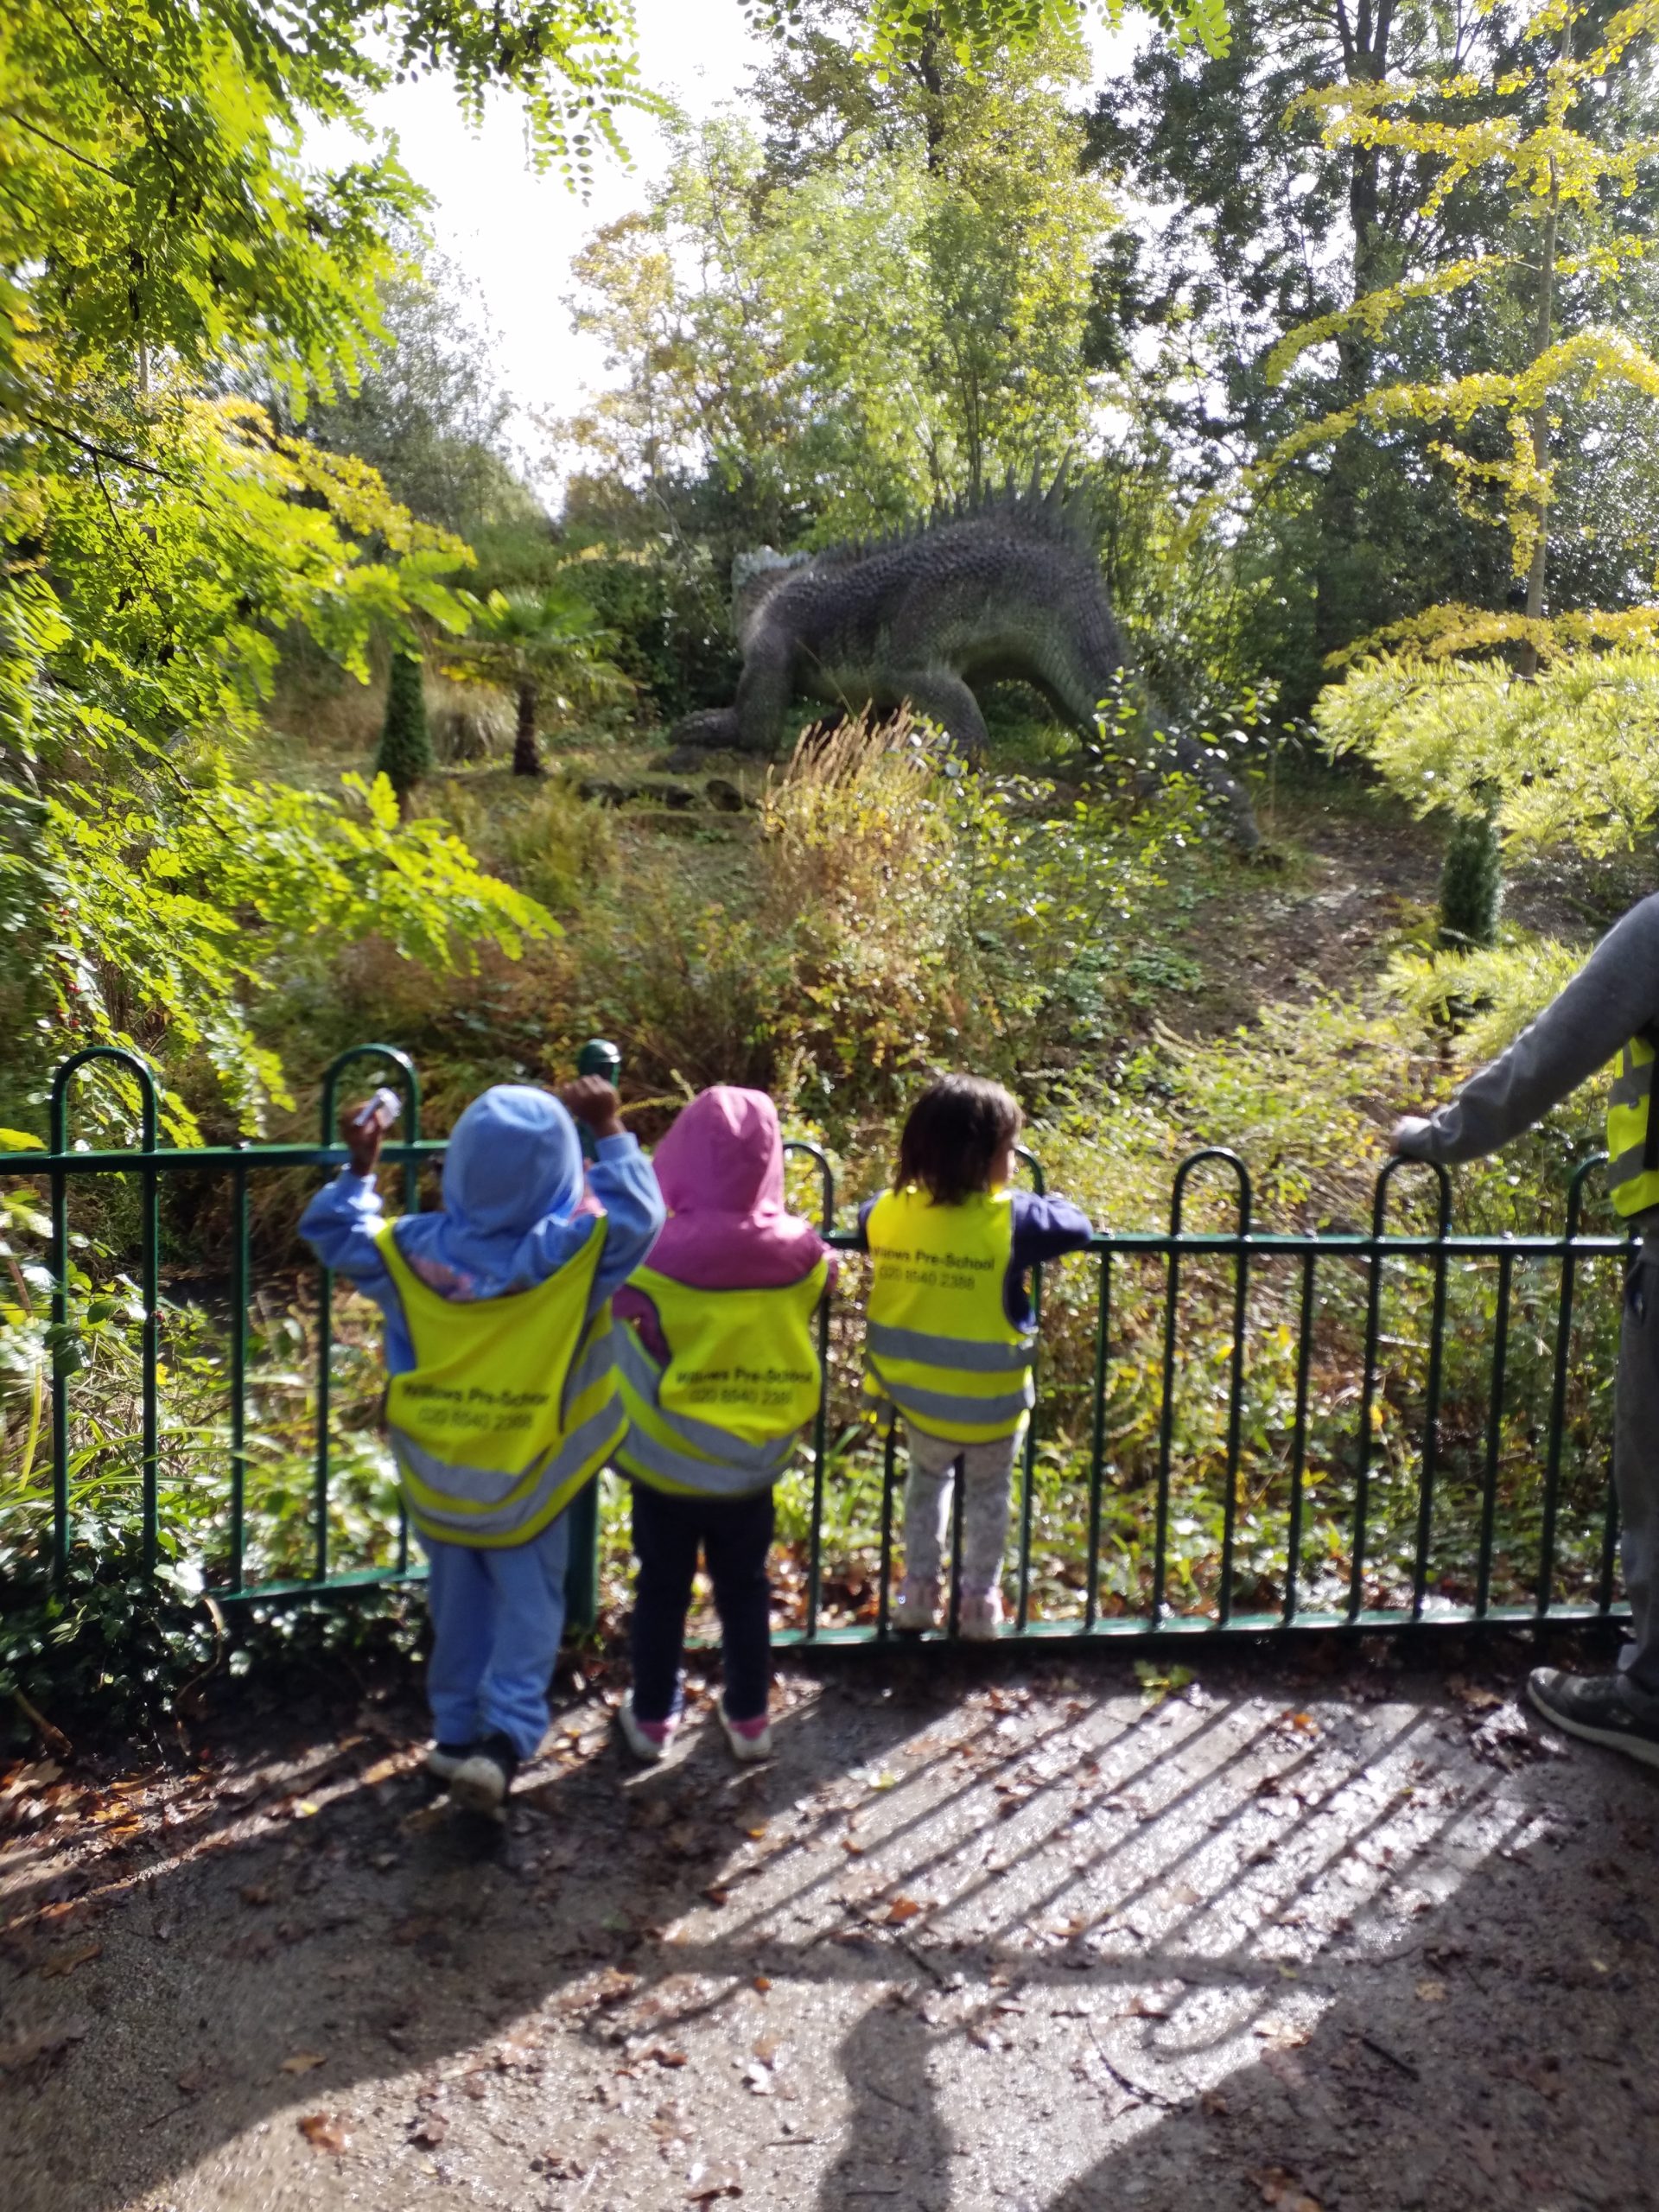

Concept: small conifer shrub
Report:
left=376, top=650, right=432, bottom=805
left=1439, top=805, right=1503, bottom=950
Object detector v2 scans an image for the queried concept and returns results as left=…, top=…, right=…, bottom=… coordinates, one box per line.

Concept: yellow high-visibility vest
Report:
left=862, top=1186, right=1034, bottom=1443
left=1607, top=1032, right=1659, bottom=1217
left=375, top=1223, right=621, bottom=1547
left=615, top=1261, right=829, bottom=1497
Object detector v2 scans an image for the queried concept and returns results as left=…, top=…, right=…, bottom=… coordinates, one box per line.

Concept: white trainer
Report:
left=890, top=1573, right=942, bottom=1633
left=717, top=1696, right=772, bottom=1763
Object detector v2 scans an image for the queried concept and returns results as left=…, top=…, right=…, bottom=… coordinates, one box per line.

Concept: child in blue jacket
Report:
left=300, top=1078, right=663, bottom=1809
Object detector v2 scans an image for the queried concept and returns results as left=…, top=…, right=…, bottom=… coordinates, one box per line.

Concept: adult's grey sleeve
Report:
left=1395, top=894, right=1659, bottom=1166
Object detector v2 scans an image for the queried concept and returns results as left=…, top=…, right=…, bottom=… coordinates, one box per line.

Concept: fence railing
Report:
left=1, top=1043, right=1635, bottom=1648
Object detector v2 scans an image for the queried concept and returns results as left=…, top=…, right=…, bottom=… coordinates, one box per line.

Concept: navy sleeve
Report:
left=853, top=1197, right=875, bottom=1251
left=1009, top=1192, right=1094, bottom=1268
left=1006, top=1192, right=1093, bottom=1331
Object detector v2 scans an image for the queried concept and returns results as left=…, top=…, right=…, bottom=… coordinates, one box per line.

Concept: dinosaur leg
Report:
left=887, top=669, right=989, bottom=760
left=732, top=645, right=796, bottom=755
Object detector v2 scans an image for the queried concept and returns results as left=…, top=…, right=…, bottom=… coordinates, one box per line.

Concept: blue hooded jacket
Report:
left=298, top=1084, right=664, bottom=1376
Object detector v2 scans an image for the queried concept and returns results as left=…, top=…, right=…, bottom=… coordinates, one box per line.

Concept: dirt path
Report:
left=4, top=1646, right=1658, bottom=2212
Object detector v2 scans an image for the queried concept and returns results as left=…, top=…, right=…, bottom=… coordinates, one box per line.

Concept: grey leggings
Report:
left=902, top=1427, right=1020, bottom=1594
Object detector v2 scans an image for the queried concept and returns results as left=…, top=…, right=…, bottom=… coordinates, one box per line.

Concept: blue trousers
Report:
left=419, top=1513, right=570, bottom=1760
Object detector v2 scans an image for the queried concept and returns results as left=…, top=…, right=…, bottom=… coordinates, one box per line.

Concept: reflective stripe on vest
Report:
left=1608, top=1032, right=1659, bottom=1217
left=377, top=1223, right=622, bottom=1547
left=862, top=1186, right=1034, bottom=1443
left=614, top=1261, right=828, bottom=1497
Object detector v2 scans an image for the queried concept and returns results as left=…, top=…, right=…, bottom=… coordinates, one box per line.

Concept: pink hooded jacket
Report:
left=612, top=1087, right=835, bottom=1363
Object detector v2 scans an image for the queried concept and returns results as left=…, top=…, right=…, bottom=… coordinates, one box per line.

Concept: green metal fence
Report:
left=3, top=1041, right=1636, bottom=1647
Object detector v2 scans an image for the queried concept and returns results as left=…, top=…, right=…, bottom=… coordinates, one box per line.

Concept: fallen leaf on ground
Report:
left=753, top=1976, right=772, bottom=1993
left=280, top=2053, right=327, bottom=2075
left=885, top=1897, right=923, bottom=1925
left=41, top=1940, right=102, bottom=1979
left=1414, top=1980, right=1447, bottom=2003
left=0, top=2018, right=90, bottom=2071
left=1446, top=1676, right=1503, bottom=1713
left=1249, top=2168, right=1323, bottom=2210
left=686, top=2163, right=743, bottom=2201
left=298, top=2113, right=350, bottom=2153
left=644, top=2045, right=688, bottom=2069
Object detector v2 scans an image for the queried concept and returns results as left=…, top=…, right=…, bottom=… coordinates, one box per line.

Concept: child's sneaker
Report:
left=617, top=1700, right=677, bottom=1763
left=717, top=1697, right=772, bottom=1763
left=424, top=1741, right=473, bottom=1784
left=448, top=1732, right=518, bottom=1814
left=890, top=1573, right=941, bottom=1633
left=958, top=1586, right=1004, bottom=1642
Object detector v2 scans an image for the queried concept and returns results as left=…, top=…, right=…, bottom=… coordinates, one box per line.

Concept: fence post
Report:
left=564, top=1039, right=623, bottom=1635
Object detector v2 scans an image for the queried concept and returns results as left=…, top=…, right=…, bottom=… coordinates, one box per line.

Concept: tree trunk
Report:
left=906, top=15, right=946, bottom=175
left=1313, top=0, right=1395, bottom=670
left=1517, top=147, right=1563, bottom=679
left=512, top=682, right=542, bottom=777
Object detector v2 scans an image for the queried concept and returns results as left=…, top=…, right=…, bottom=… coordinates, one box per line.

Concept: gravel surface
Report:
left=3, top=1645, right=1658, bottom=2212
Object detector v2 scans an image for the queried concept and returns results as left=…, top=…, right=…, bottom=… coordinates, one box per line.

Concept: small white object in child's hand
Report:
left=353, top=1087, right=403, bottom=1134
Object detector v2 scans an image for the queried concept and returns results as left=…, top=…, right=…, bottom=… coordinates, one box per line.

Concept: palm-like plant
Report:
left=447, top=582, right=631, bottom=776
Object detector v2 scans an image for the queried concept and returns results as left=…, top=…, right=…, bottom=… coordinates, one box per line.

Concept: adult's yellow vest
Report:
left=375, top=1224, right=622, bottom=1548
left=862, top=1186, right=1034, bottom=1444
left=615, top=1261, right=828, bottom=1497
left=1607, top=1031, right=1659, bottom=1218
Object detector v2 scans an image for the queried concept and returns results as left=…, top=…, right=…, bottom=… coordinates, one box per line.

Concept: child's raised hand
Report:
left=560, top=1076, right=626, bottom=1141
left=340, top=1102, right=385, bottom=1178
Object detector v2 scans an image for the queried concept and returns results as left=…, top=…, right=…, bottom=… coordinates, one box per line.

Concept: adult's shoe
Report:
left=1526, top=1668, right=1659, bottom=1770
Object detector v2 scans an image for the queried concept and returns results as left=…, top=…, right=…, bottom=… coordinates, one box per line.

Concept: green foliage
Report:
left=6, top=763, right=557, bottom=1143
left=376, top=650, right=435, bottom=799
left=569, top=717, right=1189, bottom=1127
left=553, top=528, right=741, bottom=720
left=0, top=0, right=650, bottom=1147
left=300, top=236, right=547, bottom=540
left=442, top=583, right=632, bottom=773
left=745, top=0, right=1231, bottom=74
left=1317, top=645, right=1659, bottom=861
left=1439, top=807, right=1503, bottom=952
left=561, top=34, right=1118, bottom=543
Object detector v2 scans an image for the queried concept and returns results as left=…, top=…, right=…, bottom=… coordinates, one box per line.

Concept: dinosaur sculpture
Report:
left=666, top=474, right=1260, bottom=850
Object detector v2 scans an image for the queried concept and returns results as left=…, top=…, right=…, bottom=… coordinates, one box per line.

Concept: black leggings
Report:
left=629, top=1483, right=774, bottom=1725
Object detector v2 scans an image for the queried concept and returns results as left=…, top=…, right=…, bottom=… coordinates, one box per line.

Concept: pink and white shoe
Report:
left=890, top=1573, right=941, bottom=1633
left=717, top=1697, right=772, bottom=1764
left=617, top=1700, right=677, bottom=1763
left=957, top=1586, right=1004, bottom=1642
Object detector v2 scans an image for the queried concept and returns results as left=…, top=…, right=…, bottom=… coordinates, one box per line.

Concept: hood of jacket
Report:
left=393, top=1084, right=584, bottom=1298
left=645, top=1086, right=826, bottom=1289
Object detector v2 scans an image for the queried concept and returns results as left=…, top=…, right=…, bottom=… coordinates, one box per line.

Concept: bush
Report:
left=375, top=650, right=433, bottom=800
left=1439, top=807, right=1503, bottom=951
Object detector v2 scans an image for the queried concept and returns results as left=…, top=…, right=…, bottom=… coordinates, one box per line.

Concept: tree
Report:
left=1265, top=0, right=1659, bottom=665
left=302, top=238, right=547, bottom=542
left=559, top=26, right=1118, bottom=547
left=744, top=0, right=1233, bottom=73
left=377, top=650, right=435, bottom=802
left=0, top=0, right=649, bottom=1135
left=444, top=585, right=632, bottom=774
left=1086, top=0, right=1564, bottom=690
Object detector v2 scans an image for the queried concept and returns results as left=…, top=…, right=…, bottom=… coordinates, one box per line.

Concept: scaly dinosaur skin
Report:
left=667, top=479, right=1260, bottom=850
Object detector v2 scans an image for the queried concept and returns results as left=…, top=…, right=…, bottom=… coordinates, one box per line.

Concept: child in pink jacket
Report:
left=611, top=1088, right=834, bottom=1763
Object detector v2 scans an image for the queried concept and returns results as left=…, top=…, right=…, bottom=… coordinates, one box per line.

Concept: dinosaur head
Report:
left=731, top=546, right=814, bottom=639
